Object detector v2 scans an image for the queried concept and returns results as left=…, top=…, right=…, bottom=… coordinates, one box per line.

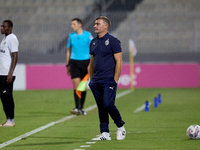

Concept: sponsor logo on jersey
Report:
left=105, top=39, right=109, bottom=46
left=0, top=49, right=5, bottom=53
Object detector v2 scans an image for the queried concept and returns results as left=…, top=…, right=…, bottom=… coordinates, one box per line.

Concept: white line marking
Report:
left=86, top=142, right=96, bottom=144
left=80, top=145, right=91, bottom=147
left=133, top=102, right=151, bottom=113
left=84, top=104, right=97, bottom=112
left=116, top=89, right=132, bottom=99
left=0, top=116, right=76, bottom=148
left=135, top=131, right=156, bottom=133
left=0, top=89, right=132, bottom=149
left=74, top=149, right=85, bottom=150
left=126, top=131, right=156, bottom=133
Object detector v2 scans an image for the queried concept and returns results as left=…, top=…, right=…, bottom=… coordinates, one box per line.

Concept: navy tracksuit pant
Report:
left=89, top=78, right=125, bottom=133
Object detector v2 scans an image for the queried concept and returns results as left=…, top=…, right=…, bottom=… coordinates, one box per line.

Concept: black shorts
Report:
left=69, top=59, right=90, bottom=79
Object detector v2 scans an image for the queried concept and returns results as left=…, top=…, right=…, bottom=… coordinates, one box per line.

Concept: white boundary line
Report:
left=133, top=102, right=151, bottom=113
left=0, top=89, right=132, bottom=149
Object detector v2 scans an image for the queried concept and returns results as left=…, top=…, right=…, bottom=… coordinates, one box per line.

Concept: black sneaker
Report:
left=70, top=108, right=80, bottom=115
left=79, top=109, right=87, bottom=115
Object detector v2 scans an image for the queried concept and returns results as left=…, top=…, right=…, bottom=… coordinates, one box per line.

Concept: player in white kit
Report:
left=0, top=20, right=19, bottom=127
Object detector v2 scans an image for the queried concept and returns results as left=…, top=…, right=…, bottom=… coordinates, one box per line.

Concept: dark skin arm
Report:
left=7, top=52, right=18, bottom=84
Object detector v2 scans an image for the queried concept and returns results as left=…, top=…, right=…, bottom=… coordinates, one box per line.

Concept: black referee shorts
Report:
left=69, top=59, right=90, bottom=79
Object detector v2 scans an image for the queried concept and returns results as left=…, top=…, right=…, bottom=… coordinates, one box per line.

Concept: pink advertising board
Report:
left=118, top=63, right=199, bottom=88
left=26, top=64, right=73, bottom=90
left=26, top=63, right=199, bottom=90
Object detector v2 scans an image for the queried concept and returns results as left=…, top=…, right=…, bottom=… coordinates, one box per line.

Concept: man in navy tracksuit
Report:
left=89, top=16, right=126, bottom=140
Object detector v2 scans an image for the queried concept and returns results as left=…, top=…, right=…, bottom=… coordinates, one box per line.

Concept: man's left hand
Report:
left=6, top=74, right=13, bottom=84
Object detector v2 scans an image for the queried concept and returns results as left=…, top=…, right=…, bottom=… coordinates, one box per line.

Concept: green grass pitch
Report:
left=0, top=88, right=200, bottom=150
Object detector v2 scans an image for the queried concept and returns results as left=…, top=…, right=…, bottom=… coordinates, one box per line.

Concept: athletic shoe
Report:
left=70, top=108, right=80, bottom=115
left=91, top=132, right=111, bottom=140
left=0, top=120, right=15, bottom=127
left=79, top=109, right=87, bottom=115
left=116, top=126, right=126, bottom=140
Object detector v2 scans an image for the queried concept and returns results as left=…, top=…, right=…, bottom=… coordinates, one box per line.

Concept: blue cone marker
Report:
left=145, top=101, right=149, bottom=112
left=154, top=97, right=158, bottom=108
left=158, top=94, right=162, bottom=104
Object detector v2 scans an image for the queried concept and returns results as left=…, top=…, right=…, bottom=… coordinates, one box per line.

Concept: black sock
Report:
left=80, top=91, right=86, bottom=109
left=74, top=90, right=80, bottom=109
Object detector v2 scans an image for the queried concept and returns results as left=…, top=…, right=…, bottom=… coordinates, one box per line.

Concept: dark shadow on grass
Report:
left=24, top=136, right=84, bottom=140
left=10, top=136, right=88, bottom=147
left=28, top=111, right=68, bottom=116
left=16, top=111, right=70, bottom=117
left=10, top=141, right=86, bottom=147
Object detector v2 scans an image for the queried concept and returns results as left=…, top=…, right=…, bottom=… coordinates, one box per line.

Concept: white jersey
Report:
left=0, top=33, right=19, bottom=75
